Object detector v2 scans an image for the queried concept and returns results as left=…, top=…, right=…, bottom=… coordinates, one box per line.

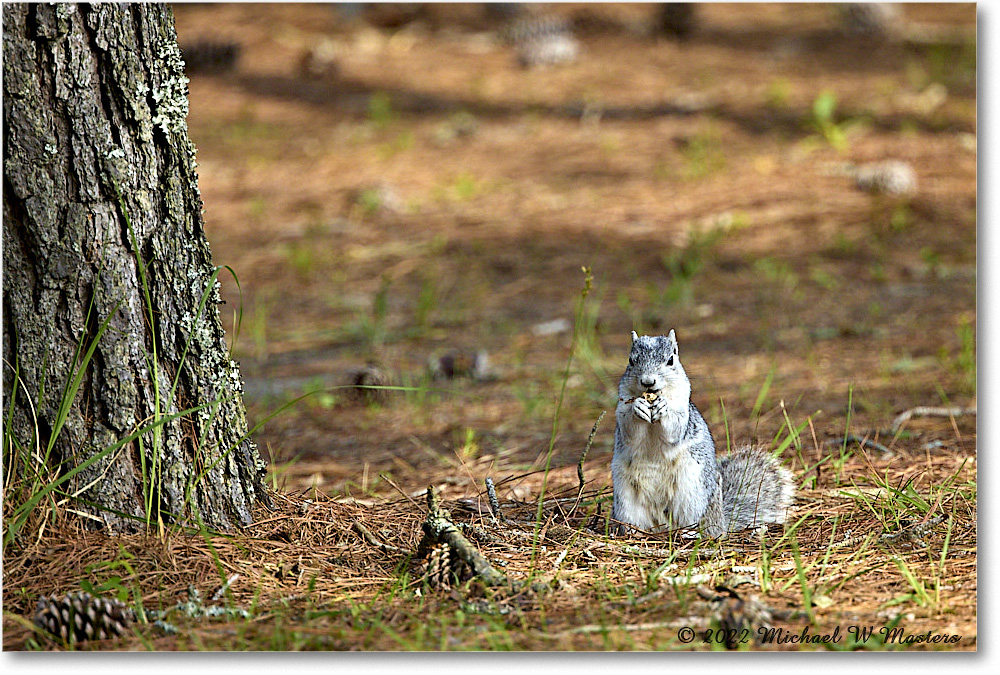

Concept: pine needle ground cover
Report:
left=3, top=419, right=976, bottom=650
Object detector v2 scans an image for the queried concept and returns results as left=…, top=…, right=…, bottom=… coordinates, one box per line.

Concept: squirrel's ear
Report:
left=667, top=329, right=677, bottom=353
left=630, top=330, right=638, bottom=343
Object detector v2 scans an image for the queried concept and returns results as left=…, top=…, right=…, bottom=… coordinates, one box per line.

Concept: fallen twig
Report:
left=825, top=434, right=893, bottom=457
left=460, top=522, right=501, bottom=545
left=352, top=521, right=405, bottom=553
left=540, top=618, right=705, bottom=639
left=420, top=486, right=507, bottom=586
left=552, top=547, right=569, bottom=570
left=829, top=514, right=947, bottom=550
left=890, top=406, right=976, bottom=434
left=210, top=574, right=240, bottom=602
left=880, top=515, right=946, bottom=547
left=485, top=477, right=505, bottom=523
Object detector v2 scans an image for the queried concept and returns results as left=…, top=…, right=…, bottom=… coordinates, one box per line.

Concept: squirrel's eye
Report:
left=666, top=355, right=674, bottom=367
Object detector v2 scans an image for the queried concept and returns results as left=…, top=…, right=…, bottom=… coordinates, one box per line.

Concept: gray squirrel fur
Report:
left=611, top=330, right=794, bottom=537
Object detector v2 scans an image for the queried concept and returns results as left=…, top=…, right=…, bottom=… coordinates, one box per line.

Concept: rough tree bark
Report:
left=2, top=3, right=267, bottom=533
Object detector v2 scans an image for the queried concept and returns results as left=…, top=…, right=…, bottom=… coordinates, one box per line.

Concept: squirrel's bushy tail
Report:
left=718, top=446, right=795, bottom=532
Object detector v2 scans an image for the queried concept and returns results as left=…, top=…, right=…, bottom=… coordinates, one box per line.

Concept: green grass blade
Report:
left=4, top=399, right=219, bottom=550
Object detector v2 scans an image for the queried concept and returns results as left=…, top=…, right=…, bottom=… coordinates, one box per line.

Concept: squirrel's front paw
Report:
left=632, top=397, right=653, bottom=423
left=649, top=395, right=668, bottom=422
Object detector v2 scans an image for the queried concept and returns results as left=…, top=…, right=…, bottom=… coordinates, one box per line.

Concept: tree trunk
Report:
left=2, top=3, right=267, bottom=535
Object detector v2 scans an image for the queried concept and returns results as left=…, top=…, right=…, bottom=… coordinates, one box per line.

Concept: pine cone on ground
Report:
left=839, top=3, right=901, bottom=37
left=699, top=585, right=775, bottom=649
left=429, top=349, right=491, bottom=381
left=715, top=588, right=774, bottom=648
left=658, top=3, right=698, bottom=39
left=349, top=363, right=393, bottom=406
left=852, top=160, right=917, bottom=196
left=500, top=15, right=572, bottom=46
left=34, top=591, right=135, bottom=643
left=421, top=543, right=472, bottom=590
left=299, top=39, right=341, bottom=80
left=501, top=16, right=580, bottom=68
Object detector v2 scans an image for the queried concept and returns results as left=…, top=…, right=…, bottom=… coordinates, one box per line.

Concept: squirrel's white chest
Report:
left=613, top=426, right=709, bottom=529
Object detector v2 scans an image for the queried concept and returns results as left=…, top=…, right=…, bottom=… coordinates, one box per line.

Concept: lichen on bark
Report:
left=3, top=3, right=267, bottom=534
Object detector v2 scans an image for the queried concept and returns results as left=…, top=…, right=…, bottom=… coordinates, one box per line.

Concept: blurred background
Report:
left=172, top=3, right=976, bottom=501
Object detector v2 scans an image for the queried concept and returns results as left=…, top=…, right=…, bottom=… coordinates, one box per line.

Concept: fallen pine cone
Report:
left=429, top=350, right=492, bottom=381
left=852, top=160, right=917, bottom=196
left=420, top=542, right=472, bottom=590
left=349, top=363, right=393, bottom=406
left=34, top=591, right=135, bottom=643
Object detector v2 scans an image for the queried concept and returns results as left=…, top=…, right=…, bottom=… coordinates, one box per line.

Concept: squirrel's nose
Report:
left=640, top=375, right=656, bottom=389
